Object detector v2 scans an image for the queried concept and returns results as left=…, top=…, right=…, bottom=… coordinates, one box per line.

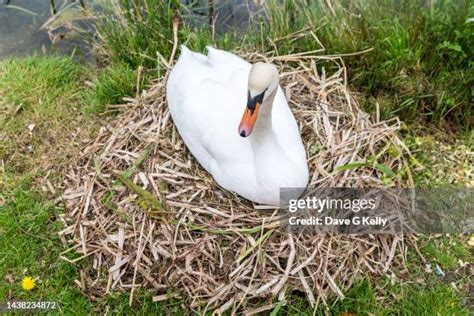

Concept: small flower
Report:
left=21, top=276, right=36, bottom=291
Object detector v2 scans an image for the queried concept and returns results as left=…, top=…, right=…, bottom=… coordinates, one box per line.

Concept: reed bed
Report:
left=57, top=50, right=415, bottom=313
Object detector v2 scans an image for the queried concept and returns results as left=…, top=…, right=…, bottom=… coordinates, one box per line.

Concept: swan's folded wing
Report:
left=206, top=46, right=251, bottom=71
left=272, top=87, right=308, bottom=169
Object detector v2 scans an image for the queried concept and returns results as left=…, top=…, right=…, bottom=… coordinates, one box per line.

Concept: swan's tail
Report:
left=180, top=45, right=207, bottom=62
left=180, top=45, right=190, bottom=55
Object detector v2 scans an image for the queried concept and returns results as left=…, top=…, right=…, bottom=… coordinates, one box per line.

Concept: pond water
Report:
left=0, top=0, right=260, bottom=60
left=0, top=0, right=96, bottom=59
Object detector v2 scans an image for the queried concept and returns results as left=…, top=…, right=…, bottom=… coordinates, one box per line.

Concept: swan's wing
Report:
left=181, top=45, right=208, bottom=62
left=207, top=46, right=251, bottom=71
left=272, top=87, right=308, bottom=169
left=167, top=46, right=211, bottom=104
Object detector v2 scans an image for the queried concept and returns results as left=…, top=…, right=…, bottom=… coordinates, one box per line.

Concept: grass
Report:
left=95, top=0, right=473, bottom=127
left=0, top=55, right=144, bottom=177
left=420, top=236, right=472, bottom=270
left=0, top=56, right=90, bottom=178
left=0, top=56, right=82, bottom=112
left=0, top=179, right=93, bottom=313
left=0, top=56, right=93, bottom=311
left=317, top=279, right=470, bottom=315
left=84, top=62, right=141, bottom=113
left=403, top=128, right=473, bottom=186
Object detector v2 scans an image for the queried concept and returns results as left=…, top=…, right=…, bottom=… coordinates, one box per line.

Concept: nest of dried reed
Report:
left=58, top=51, right=415, bottom=313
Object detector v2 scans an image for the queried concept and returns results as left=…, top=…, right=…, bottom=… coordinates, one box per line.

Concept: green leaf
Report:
left=375, top=163, right=396, bottom=177
left=115, top=172, right=165, bottom=212
left=122, top=147, right=152, bottom=178
left=336, top=162, right=368, bottom=171
left=5, top=5, right=38, bottom=16
left=237, top=229, right=274, bottom=263
left=271, top=301, right=285, bottom=316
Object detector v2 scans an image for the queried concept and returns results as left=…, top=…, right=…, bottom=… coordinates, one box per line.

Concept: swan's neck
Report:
left=249, top=89, right=287, bottom=180
left=250, top=89, right=276, bottom=140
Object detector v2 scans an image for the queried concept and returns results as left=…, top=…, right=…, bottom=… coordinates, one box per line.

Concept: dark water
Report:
left=183, top=0, right=262, bottom=32
left=0, top=0, right=260, bottom=59
left=0, top=0, right=94, bottom=59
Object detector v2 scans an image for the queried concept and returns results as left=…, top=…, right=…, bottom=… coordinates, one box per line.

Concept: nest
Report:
left=58, top=53, right=414, bottom=313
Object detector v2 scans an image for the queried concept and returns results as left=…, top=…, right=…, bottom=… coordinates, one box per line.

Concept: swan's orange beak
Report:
left=238, top=102, right=260, bottom=137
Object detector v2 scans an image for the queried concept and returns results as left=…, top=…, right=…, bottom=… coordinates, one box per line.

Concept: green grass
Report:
left=0, top=55, right=139, bottom=176
left=403, top=129, right=473, bottom=186
left=0, top=56, right=83, bottom=110
left=420, top=236, right=472, bottom=270
left=261, top=0, right=473, bottom=127
left=0, top=56, right=90, bottom=310
left=95, top=0, right=473, bottom=127
left=0, top=56, right=83, bottom=132
left=84, top=62, right=141, bottom=113
left=0, top=181, right=91, bottom=313
left=0, top=56, right=90, bottom=177
left=317, top=279, right=469, bottom=315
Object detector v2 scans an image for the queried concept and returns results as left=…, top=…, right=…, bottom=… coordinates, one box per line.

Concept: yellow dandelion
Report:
left=21, top=276, right=36, bottom=291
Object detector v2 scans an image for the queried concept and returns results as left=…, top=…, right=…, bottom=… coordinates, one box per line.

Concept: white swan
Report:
left=166, top=46, right=308, bottom=205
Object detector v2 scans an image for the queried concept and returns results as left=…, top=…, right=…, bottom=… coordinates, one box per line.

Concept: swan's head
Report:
left=238, top=62, right=279, bottom=137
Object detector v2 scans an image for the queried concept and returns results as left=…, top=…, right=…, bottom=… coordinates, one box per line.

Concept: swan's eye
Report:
left=247, top=88, right=267, bottom=111
left=254, top=89, right=266, bottom=103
